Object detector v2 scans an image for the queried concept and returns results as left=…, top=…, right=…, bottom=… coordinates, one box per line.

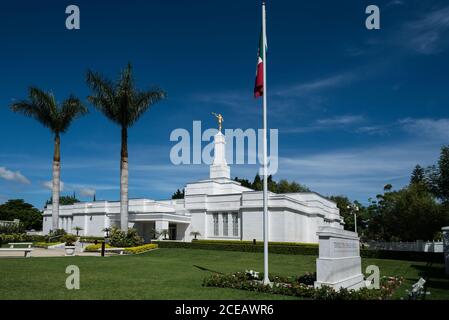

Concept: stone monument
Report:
left=314, top=226, right=366, bottom=290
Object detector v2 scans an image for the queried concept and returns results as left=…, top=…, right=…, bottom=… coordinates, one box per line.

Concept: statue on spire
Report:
left=212, top=112, right=224, bottom=132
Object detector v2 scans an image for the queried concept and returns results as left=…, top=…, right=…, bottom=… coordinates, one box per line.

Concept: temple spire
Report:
left=209, top=131, right=230, bottom=179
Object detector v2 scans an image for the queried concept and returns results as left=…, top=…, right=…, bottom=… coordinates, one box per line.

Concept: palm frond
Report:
left=86, top=70, right=118, bottom=124
left=59, top=95, right=88, bottom=133
left=11, top=88, right=56, bottom=131
left=86, top=63, right=166, bottom=128
left=127, top=88, right=167, bottom=127
left=11, top=87, right=86, bottom=134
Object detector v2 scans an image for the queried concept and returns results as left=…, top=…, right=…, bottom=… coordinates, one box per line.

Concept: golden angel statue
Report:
left=212, top=112, right=224, bottom=132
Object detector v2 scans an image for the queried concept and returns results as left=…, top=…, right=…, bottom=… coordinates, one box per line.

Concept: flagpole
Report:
left=261, top=1, right=270, bottom=286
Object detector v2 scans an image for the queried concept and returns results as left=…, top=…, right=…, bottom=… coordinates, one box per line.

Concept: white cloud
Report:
left=403, top=6, right=449, bottom=54
left=277, top=140, right=441, bottom=202
left=399, top=118, right=449, bottom=140
left=283, top=115, right=365, bottom=133
left=42, top=180, right=64, bottom=191
left=316, top=115, right=365, bottom=126
left=79, top=188, right=96, bottom=197
left=0, top=167, right=30, bottom=184
left=274, top=73, right=357, bottom=97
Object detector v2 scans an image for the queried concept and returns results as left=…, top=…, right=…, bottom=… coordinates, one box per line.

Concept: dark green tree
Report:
left=365, top=184, right=448, bottom=241
left=438, top=145, right=449, bottom=203
left=410, top=165, right=425, bottom=185
left=233, top=177, right=252, bottom=189
left=171, top=189, right=185, bottom=199
left=252, top=174, right=263, bottom=191
left=0, top=199, right=43, bottom=230
left=46, top=194, right=80, bottom=206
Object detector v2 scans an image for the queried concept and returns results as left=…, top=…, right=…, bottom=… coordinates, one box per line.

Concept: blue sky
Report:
left=1, top=0, right=449, bottom=208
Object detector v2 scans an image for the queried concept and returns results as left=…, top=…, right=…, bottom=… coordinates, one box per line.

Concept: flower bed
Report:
left=124, top=244, right=158, bottom=254
left=203, top=271, right=403, bottom=300
left=84, top=243, right=112, bottom=252
left=84, top=243, right=158, bottom=254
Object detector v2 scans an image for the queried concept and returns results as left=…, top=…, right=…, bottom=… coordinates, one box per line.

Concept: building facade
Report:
left=42, top=131, right=344, bottom=243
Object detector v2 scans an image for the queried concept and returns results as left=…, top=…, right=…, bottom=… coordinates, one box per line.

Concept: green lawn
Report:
left=0, top=248, right=447, bottom=300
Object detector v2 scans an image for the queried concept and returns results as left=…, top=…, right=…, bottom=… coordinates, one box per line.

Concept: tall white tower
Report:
left=209, top=131, right=230, bottom=179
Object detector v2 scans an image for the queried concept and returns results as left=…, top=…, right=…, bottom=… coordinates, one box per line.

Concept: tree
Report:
left=0, top=199, right=43, bottom=230
left=438, top=145, right=449, bottom=203
left=73, top=226, right=83, bottom=237
left=424, top=164, right=440, bottom=197
left=233, top=177, right=252, bottom=189
left=330, top=196, right=353, bottom=230
left=365, top=184, right=449, bottom=241
left=190, top=231, right=201, bottom=240
left=171, top=189, right=185, bottom=199
left=252, top=174, right=263, bottom=191
left=234, top=174, right=310, bottom=193
left=45, top=194, right=80, bottom=206
left=410, top=165, right=425, bottom=185
left=10, top=88, right=87, bottom=230
left=329, top=196, right=368, bottom=233
left=160, top=229, right=169, bottom=240
left=86, top=63, right=166, bottom=230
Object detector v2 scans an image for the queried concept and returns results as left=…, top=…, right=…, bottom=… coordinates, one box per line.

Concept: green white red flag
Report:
left=254, top=31, right=265, bottom=98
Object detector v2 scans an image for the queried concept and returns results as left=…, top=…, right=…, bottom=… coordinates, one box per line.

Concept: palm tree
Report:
left=86, top=63, right=166, bottom=230
left=160, top=229, right=169, bottom=240
left=102, top=227, right=112, bottom=238
left=190, top=231, right=201, bottom=240
left=10, top=87, right=87, bottom=231
left=73, top=226, right=83, bottom=237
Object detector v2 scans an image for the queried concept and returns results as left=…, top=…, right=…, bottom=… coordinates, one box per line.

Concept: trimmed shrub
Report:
left=152, top=240, right=319, bottom=255
left=79, top=236, right=105, bottom=243
left=61, top=234, right=77, bottom=246
left=109, top=227, right=144, bottom=248
left=0, top=233, right=46, bottom=245
left=84, top=243, right=112, bottom=252
left=124, top=244, right=158, bottom=254
left=0, top=223, right=26, bottom=234
left=153, top=239, right=443, bottom=262
left=33, top=242, right=63, bottom=248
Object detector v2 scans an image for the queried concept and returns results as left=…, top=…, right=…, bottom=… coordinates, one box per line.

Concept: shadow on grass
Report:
left=193, top=265, right=223, bottom=274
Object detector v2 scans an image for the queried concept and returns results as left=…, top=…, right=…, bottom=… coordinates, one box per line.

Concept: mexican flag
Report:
left=254, top=31, right=265, bottom=98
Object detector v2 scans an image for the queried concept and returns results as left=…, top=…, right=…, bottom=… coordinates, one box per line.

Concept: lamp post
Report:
left=101, top=228, right=111, bottom=257
left=347, top=204, right=359, bottom=234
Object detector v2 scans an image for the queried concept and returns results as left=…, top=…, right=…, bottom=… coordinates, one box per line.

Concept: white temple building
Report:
left=42, top=131, right=344, bottom=243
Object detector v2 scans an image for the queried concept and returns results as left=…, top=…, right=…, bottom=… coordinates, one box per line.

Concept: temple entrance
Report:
left=169, top=223, right=177, bottom=240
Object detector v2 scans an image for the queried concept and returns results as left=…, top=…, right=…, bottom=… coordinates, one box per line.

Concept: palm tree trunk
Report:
left=52, top=133, right=61, bottom=231
left=120, top=127, right=129, bottom=231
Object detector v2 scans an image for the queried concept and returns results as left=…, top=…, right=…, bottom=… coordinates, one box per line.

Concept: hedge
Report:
left=79, top=236, right=105, bottom=243
left=153, top=239, right=444, bottom=262
left=0, top=233, right=46, bottom=245
left=33, top=242, right=63, bottom=248
left=152, top=240, right=319, bottom=255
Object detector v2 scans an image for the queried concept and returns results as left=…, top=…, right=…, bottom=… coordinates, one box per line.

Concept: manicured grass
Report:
left=0, top=248, right=447, bottom=300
